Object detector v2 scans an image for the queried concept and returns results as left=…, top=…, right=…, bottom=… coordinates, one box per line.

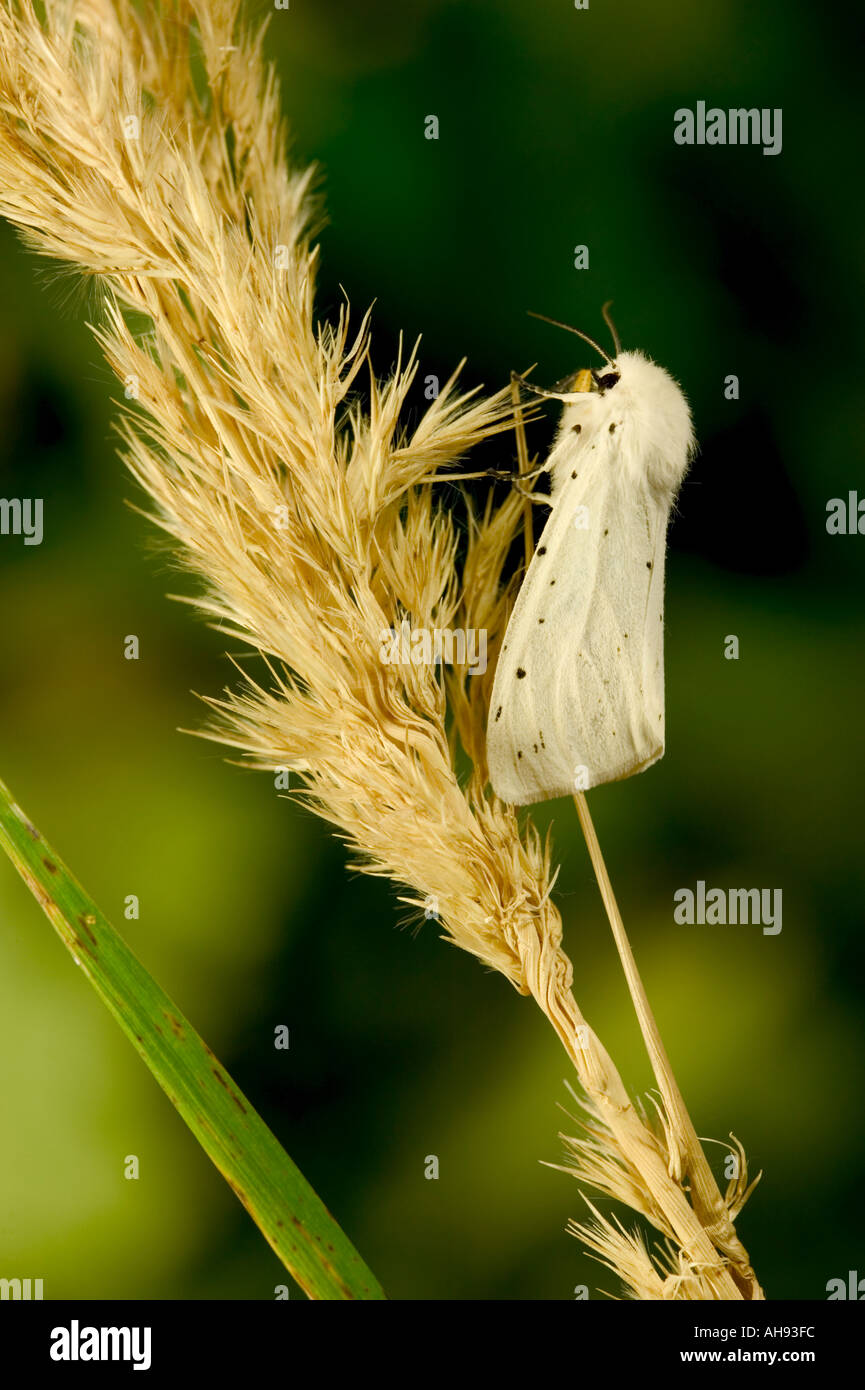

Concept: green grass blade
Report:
left=0, top=775, right=385, bottom=1301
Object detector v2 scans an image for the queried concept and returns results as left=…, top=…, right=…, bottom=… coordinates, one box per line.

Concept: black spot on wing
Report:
left=495, top=705, right=502, bottom=721
left=516, top=668, right=526, bottom=679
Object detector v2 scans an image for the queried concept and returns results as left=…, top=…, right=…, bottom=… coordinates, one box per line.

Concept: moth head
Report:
left=527, top=302, right=622, bottom=398
left=590, top=367, right=621, bottom=393
left=544, top=365, right=620, bottom=397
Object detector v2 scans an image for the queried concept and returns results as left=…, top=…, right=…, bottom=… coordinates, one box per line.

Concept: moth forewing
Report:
left=487, top=461, right=610, bottom=804
left=592, top=481, right=671, bottom=784
left=641, top=494, right=673, bottom=761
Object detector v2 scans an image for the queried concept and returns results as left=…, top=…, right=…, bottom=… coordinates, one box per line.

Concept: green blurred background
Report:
left=1, top=0, right=863, bottom=1299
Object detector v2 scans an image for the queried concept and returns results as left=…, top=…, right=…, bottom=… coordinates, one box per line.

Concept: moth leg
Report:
left=432, top=369, right=552, bottom=492
left=435, top=463, right=547, bottom=484
left=512, top=370, right=593, bottom=404
left=513, top=376, right=568, bottom=400
left=492, top=460, right=549, bottom=483
left=513, top=478, right=552, bottom=503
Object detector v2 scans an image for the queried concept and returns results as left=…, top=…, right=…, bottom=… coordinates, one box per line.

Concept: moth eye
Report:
left=595, top=372, right=620, bottom=390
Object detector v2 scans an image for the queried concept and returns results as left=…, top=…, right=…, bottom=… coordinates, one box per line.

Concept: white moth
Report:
left=487, top=314, right=695, bottom=805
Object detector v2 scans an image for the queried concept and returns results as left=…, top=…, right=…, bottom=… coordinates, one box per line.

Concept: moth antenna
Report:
left=526, top=311, right=615, bottom=368
left=601, top=300, right=622, bottom=357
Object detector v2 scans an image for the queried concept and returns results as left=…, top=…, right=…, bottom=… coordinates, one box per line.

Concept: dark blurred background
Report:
left=1, top=0, right=863, bottom=1299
